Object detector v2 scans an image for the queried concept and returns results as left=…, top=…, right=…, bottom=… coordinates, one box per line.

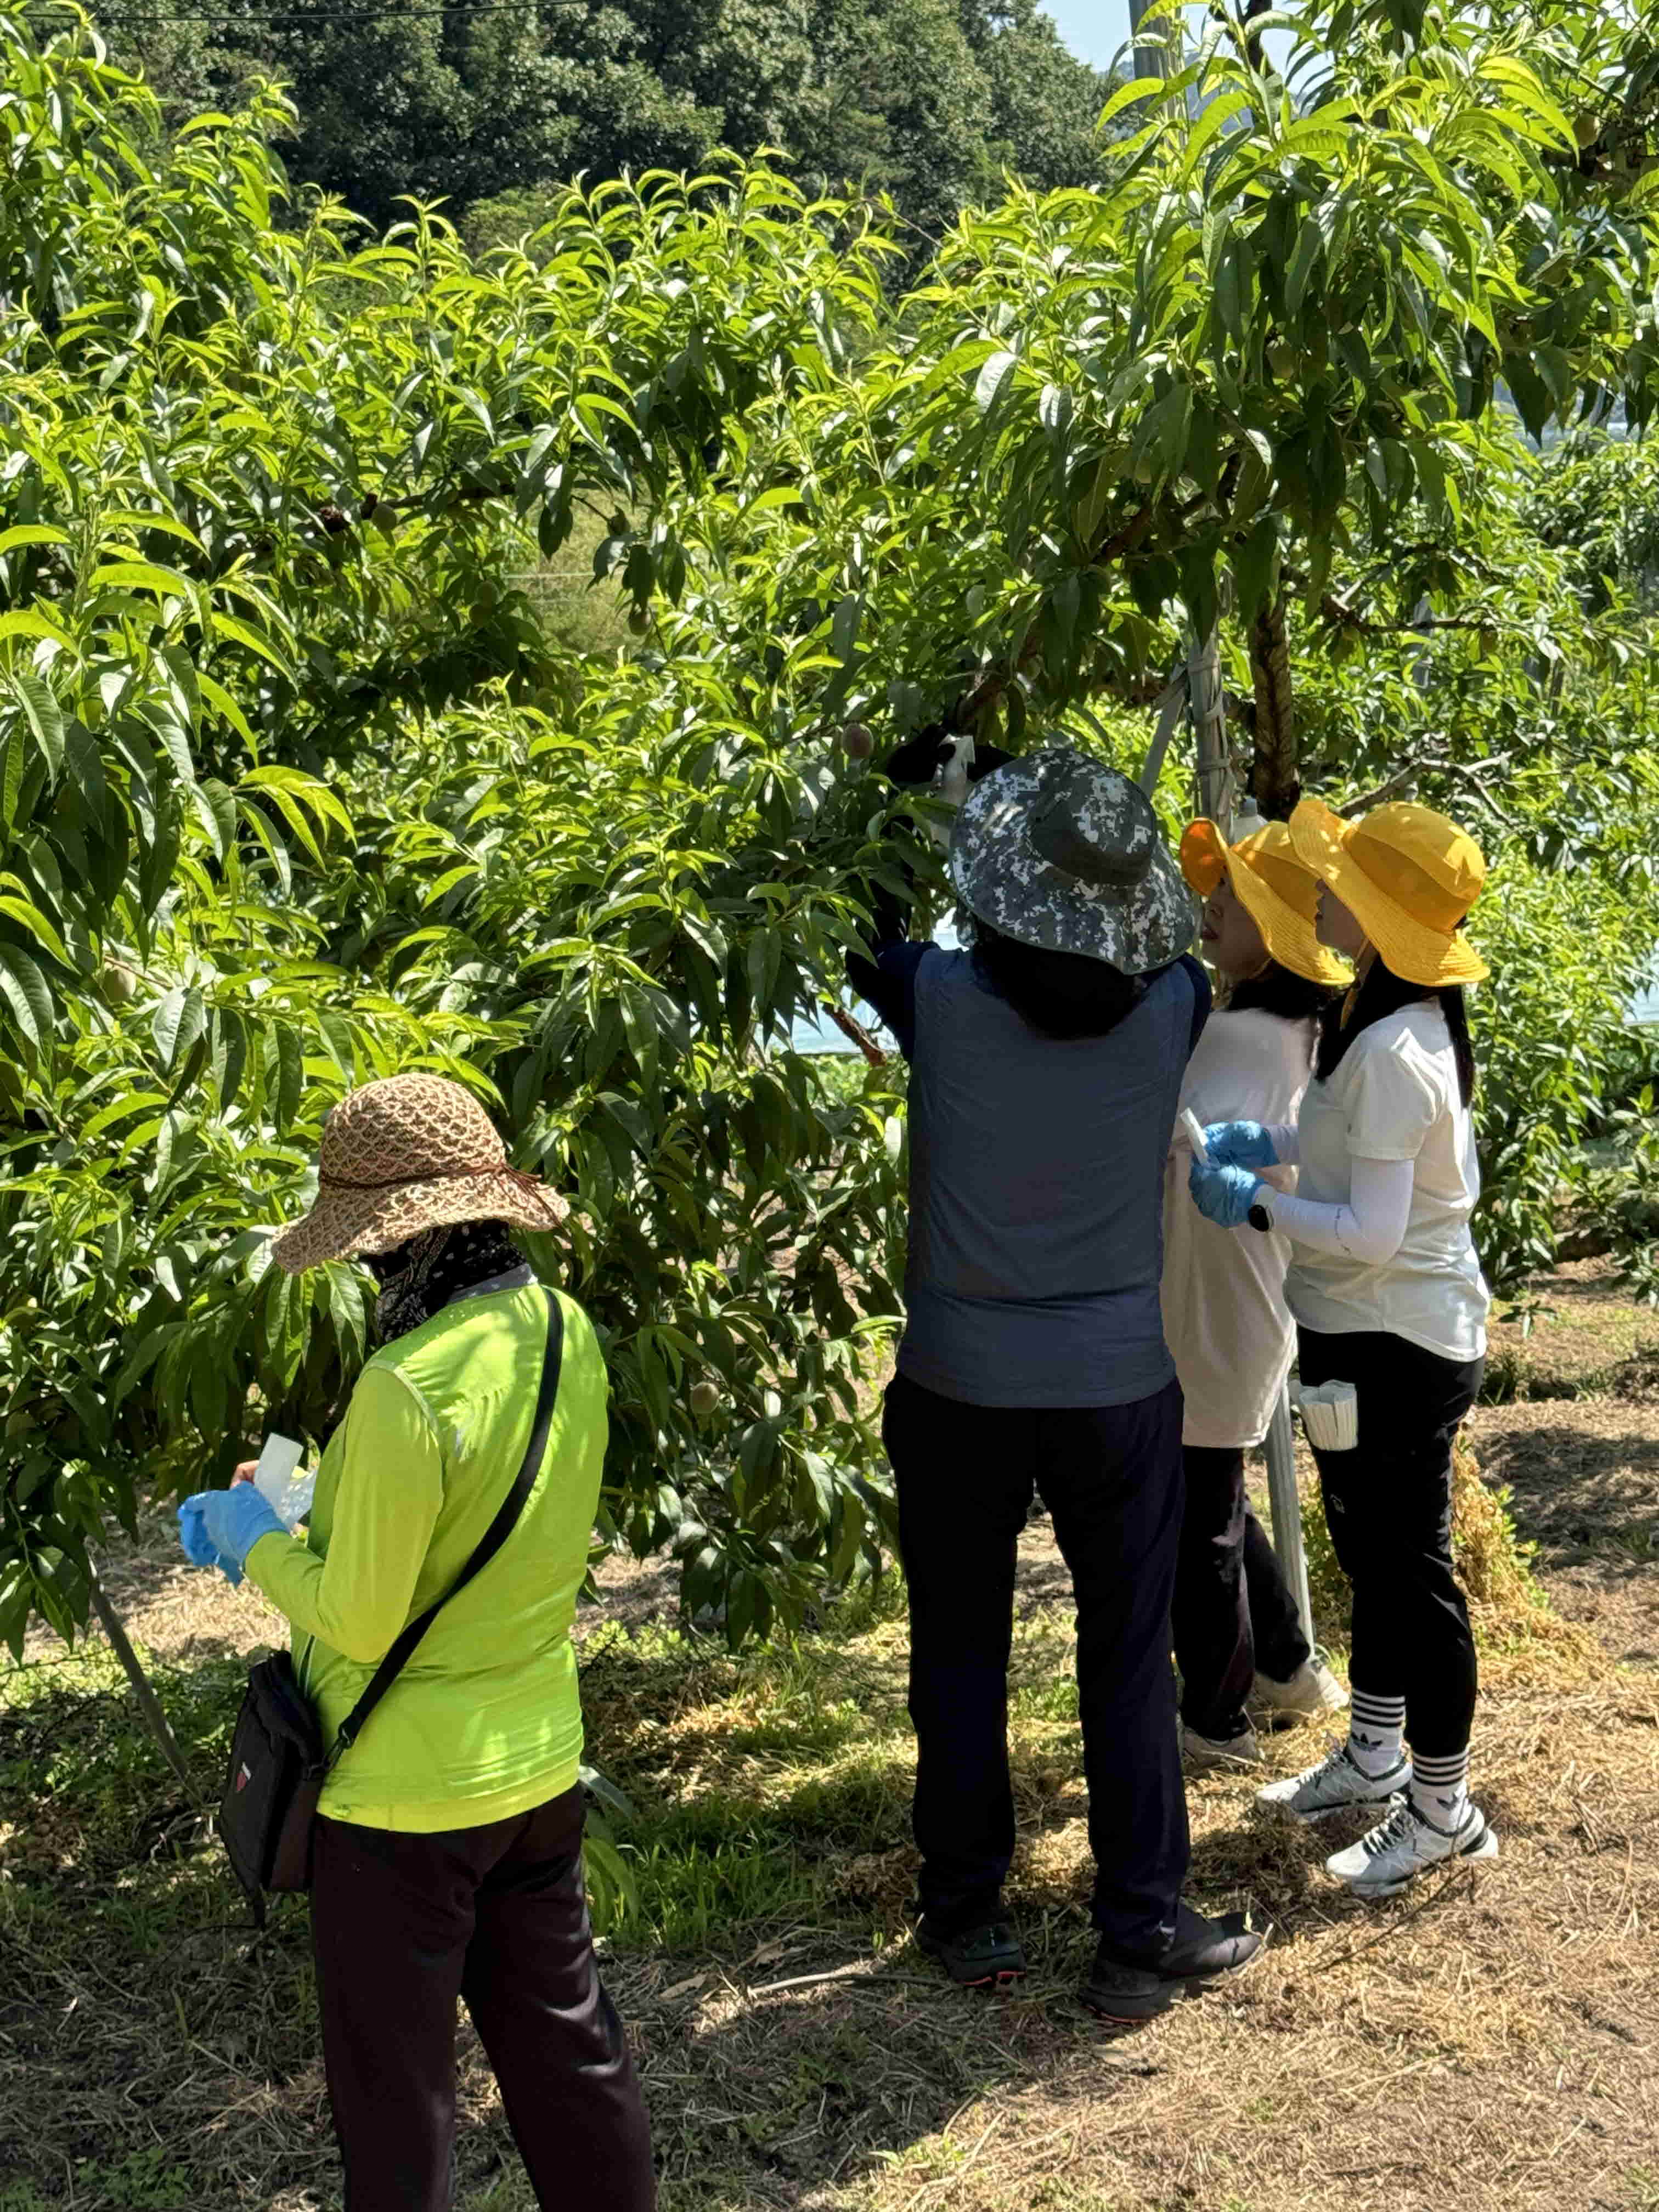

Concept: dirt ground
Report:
left=3, top=1265, right=1657, bottom=2212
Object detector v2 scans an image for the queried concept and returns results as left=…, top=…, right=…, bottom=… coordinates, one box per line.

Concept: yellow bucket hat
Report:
left=1289, top=798, right=1488, bottom=987
left=1180, top=816, right=1353, bottom=989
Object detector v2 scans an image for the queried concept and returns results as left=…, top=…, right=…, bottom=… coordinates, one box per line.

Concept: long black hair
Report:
left=1316, top=956, right=1476, bottom=1107
left=970, top=921, right=1147, bottom=1041
left=1224, top=961, right=1341, bottom=1025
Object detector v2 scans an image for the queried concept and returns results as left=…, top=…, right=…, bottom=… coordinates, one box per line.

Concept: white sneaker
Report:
left=1256, top=1739, right=1409, bottom=1822
left=1253, top=1656, right=1349, bottom=1723
left=1325, top=1799, right=1499, bottom=1898
left=1182, top=1722, right=1262, bottom=1770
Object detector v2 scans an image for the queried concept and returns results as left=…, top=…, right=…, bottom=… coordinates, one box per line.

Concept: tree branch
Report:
left=1319, top=590, right=1496, bottom=637
left=951, top=490, right=1210, bottom=733
left=1249, top=596, right=1297, bottom=819
left=1338, top=751, right=1517, bottom=820
left=823, top=1002, right=886, bottom=1066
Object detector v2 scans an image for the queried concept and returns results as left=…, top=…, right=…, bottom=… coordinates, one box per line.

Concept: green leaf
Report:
left=211, top=612, right=295, bottom=680
left=973, top=350, right=1019, bottom=412
left=90, top=559, right=194, bottom=601
left=0, top=892, right=69, bottom=964
left=198, top=670, right=255, bottom=747
left=11, top=672, right=64, bottom=779
left=1098, top=76, right=1166, bottom=128
left=1230, top=512, right=1280, bottom=624
left=0, top=525, right=70, bottom=558
left=0, top=607, right=75, bottom=650
left=0, top=943, right=53, bottom=1051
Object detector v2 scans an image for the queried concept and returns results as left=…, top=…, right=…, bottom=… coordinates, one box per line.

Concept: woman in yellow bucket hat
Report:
left=1189, top=799, right=1497, bottom=1900
left=1164, top=815, right=1351, bottom=1773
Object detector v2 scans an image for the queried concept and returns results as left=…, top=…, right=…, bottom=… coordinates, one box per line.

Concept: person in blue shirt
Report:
left=849, top=730, right=1262, bottom=2024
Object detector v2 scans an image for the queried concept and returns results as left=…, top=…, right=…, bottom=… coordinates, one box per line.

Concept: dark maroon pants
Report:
left=311, top=1784, right=655, bottom=2212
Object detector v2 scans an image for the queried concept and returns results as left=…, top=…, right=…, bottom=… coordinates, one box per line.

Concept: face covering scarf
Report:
left=365, top=1219, right=527, bottom=1345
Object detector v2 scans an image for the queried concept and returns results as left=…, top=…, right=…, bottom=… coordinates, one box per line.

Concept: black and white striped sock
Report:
left=1409, top=1746, right=1471, bottom=1830
left=1347, top=1689, right=1406, bottom=1778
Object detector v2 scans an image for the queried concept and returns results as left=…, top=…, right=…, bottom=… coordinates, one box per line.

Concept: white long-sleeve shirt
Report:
left=1264, top=1005, right=1490, bottom=1363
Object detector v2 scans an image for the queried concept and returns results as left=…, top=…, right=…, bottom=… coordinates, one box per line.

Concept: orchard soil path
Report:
left=2, top=1267, right=1656, bottom=2212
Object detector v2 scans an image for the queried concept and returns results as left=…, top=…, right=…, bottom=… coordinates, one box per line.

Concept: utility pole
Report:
left=1127, top=0, right=1169, bottom=81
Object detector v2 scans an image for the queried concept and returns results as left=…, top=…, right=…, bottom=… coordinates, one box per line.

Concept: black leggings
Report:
left=1173, top=1445, right=1312, bottom=1740
left=1298, top=1325, right=1484, bottom=1759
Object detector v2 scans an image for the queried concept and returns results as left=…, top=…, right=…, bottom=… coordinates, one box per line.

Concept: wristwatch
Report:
left=1247, top=1197, right=1273, bottom=1233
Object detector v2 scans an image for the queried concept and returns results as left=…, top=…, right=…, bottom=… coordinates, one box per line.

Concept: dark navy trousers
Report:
left=884, top=1370, right=1189, bottom=1961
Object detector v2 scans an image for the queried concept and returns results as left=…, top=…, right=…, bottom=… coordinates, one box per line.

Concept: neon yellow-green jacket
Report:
left=245, top=1280, right=606, bottom=1833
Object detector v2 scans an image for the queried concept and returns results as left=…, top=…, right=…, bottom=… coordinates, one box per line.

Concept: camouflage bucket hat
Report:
left=949, top=748, right=1197, bottom=975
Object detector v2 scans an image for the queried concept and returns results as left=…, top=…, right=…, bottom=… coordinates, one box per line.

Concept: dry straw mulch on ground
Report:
left=3, top=1267, right=1657, bottom=2211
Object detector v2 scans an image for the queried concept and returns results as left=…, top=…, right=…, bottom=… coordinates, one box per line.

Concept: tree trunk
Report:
left=1249, top=596, right=1299, bottom=820
left=87, top=1561, right=197, bottom=1795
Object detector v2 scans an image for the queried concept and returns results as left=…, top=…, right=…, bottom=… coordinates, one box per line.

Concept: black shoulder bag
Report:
left=218, top=1289, right=564, bottom=1921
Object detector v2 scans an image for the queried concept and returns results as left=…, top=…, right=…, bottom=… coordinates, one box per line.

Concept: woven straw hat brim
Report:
left=950, top=752, right=1198, bottom=975
left=1290, top=799, right=1488, bottom=988
left=1223, top=850, right=1353, bottom=989
left=270, top=1167, right=568, bottom=1276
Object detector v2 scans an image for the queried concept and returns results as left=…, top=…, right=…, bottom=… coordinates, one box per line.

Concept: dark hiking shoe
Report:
left=1082, top=1904, right=1262, bottom=2023
left=915, top=1914, right=1027, bottom=1988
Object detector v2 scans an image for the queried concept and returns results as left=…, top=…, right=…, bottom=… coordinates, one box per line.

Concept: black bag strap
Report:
left=330, top=1287, right=564, bottom=1763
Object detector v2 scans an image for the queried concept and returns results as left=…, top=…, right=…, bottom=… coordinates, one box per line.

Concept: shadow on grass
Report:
left=9, top=1551, right=1561, bottom=2212
left=1479, top=1418, right=1659, bottom=1585
left=0, top=1591, right=1362, bottom=2212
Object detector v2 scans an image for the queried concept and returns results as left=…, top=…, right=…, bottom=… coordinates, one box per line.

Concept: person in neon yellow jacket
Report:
left=177, top=1073, right=654, bottom=2212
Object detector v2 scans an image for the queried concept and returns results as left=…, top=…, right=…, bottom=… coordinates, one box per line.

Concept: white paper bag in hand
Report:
left=1178, top=1109, right=1210, bottom=1162
left=253, top=1434, right=314, bottom=1530
left=1297, top=1381, right=1358, bottom=1453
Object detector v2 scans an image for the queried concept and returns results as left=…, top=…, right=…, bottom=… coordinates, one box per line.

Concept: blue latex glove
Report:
left=177, top=1486, right=288, bottom=1587
left=1201, top=1120, right=1279, bottom=1170
left=1188, top=1157, right=1265, bottom=1229
left=177, top=1496, right=230, bottom=1577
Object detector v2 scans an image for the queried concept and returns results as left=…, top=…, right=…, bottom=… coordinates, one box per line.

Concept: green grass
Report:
left=0, top=1469, right=1618, bottom=2210
left=510, top=509, right=637, bottom=659
left=1481, top=1270, right=1659, bottom=1403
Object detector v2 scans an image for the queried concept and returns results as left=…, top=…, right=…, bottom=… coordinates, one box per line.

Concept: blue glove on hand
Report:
left=1201, top=1120, right=1279, bottom=1169
left=176, top=1497, right=231, bottom=1577
left=1189, top=1158, right=1265, bottom=1229
left=177, top=1485, right=288, bottom=1587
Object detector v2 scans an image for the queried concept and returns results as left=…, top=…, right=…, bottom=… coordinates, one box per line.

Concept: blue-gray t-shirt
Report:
left=869, top=946, right=1206, bottom=1408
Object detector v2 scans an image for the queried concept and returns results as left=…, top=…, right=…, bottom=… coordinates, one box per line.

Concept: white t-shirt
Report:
left=1161, top=1007, right=1316, bottom=1448
left=1285, top=1004, right=1490, bottom=1362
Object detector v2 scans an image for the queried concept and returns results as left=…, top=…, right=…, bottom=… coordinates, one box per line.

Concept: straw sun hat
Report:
left=271, top=1073, right=566, bottom=1275
left=1180, top=816, right=1352, bottom=989
left=1289, top=798, right=1489, bottom=987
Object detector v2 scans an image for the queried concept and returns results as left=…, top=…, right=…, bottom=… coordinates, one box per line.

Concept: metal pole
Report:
left=1265, top=1391, right=1314, bottom=1648
left=1188, top=628, right=1233, bottom=835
